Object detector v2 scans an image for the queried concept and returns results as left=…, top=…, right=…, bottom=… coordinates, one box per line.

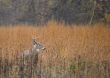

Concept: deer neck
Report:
left=31, top=48, right=38, bottom=56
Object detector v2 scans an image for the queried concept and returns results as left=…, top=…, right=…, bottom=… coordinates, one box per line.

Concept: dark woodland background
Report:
left=0, top=0, right=110, bottom=25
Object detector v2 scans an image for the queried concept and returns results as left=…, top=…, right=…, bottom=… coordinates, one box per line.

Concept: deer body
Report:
left=17, top=39, right=45, bottom=78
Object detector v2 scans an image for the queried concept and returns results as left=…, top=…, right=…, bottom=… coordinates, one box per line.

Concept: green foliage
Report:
left=69, top=57, right=86, bottom=73
left=105, top=13, right=110, bottom=23
left=0, top=0, right=12, bottom=7
left=48, top=0, right=57, bottom=7
left=69, top=62, right=77, bottom=72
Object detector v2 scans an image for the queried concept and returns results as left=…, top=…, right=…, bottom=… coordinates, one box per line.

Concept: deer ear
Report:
left=32, top=38, right=37, bottom=45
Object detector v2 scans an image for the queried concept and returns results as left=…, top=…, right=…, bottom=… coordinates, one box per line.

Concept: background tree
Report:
left=0, top=0, right=109, bottom=25
left=94, top=0, right=110, bottom=23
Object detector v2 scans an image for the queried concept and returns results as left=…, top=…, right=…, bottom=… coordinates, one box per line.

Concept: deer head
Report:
left=32, top=38, right=46, bottom=53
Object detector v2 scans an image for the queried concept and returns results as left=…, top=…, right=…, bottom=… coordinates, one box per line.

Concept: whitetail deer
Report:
left=20, top=39, right=45, bottom=57
left=17, top=39, right=46, bottom=78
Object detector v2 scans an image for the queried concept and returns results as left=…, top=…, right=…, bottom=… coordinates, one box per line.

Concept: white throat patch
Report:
left=36, top=49, right=40, bottom=52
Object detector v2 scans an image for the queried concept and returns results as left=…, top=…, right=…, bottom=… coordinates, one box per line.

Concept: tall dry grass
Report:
left=0, top=22, right=110, bottom=61
left=0, top=21, right=110, bottom=78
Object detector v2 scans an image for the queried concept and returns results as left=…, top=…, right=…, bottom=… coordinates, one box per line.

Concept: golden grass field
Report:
left=0, top=21, right=110, bottom=62
left=0, top=21, right=110, bottom=78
